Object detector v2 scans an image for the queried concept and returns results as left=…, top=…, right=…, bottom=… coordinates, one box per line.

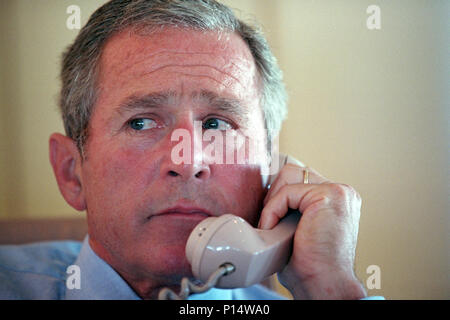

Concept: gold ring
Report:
left=303, top=168, right=309, bottom=184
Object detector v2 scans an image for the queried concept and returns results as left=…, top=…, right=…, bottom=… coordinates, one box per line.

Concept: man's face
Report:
left=80, top=28, right=268, bottom=285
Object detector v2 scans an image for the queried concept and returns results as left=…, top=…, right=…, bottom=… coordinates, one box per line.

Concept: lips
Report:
left=153, top=205, right=213, bottom=219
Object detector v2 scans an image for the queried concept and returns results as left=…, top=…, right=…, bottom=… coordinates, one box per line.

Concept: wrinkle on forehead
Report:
left=116, top=50, right=251, bottom=80
left=98, top=28, right=260, bottom=93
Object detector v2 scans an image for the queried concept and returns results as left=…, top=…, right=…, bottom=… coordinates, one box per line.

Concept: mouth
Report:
left=151, top=205, right=213, bottom=221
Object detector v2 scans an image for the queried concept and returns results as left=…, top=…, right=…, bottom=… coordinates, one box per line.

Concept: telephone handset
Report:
left=185, top=209, right=300, bottom=288
left=185, top=154, right=303, bottom=289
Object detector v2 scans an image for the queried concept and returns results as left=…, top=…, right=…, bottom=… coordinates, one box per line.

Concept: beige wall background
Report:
left=0, top=0, right=448, bottom=299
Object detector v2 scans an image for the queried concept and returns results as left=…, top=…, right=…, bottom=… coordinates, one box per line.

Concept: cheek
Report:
left=217, top=131, right=267, bottom=167
left=215, top=165, right=265, bottom=226
left=88, top=146, right=154, bottom=188
left=82, top=145, right=162, bottom=245
left=81, top=145, right=160, bottom=223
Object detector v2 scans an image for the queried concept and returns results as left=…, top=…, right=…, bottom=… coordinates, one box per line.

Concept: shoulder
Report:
left=232, top=284, right=289, bottom=300
left=0, top=240, right=82, bottom=299
left=188, top=284, right=288, bottom=300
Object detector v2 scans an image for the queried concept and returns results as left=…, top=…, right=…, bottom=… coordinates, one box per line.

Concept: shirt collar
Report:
left=65, top=236, right=232, bottom=300
left=65, top=236, right=140, bottom=300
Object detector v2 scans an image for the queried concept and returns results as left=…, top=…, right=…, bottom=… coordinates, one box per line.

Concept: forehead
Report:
left=97, top=27, right=260, bottom=101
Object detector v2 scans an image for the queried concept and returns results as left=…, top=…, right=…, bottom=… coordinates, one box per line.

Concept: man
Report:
left=0, top=0, right=370, bottom=300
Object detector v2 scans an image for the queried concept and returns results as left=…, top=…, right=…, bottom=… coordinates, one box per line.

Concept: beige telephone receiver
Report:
left=186, top=210, right=300, bottom=288
left=158, top=154, right=303, bottom=299
left=186, top=154, right=302, bottom=289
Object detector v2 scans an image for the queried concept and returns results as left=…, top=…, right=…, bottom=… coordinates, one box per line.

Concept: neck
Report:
left=121, top=273, right=183, bottom=300
left=88, top=236, right=187, bottom=300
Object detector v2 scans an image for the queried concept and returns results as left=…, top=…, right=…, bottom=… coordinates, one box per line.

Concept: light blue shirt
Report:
left=0, top=237, right=285, bottom=300
left=0, top=237, right=383, bottom=300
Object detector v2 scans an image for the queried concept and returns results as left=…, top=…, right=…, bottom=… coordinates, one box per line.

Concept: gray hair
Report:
left=60, top=0, right=287, bottom=154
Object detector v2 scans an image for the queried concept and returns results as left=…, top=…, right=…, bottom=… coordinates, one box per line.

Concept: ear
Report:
left=49, top=133, right=86, bottom=211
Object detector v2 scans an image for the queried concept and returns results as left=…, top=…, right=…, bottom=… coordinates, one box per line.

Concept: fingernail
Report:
left=257, top=219, right=264, bottom=229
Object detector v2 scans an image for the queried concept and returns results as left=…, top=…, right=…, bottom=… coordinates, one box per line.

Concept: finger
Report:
left=264, top=165, right=328, bottom=206
left=264, top=164, right=304, bottom=204
left=259, top=183, right=318, bottom=230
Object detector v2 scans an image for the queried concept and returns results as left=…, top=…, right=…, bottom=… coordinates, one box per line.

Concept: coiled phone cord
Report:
left=158, top=263, right=235, bottom=300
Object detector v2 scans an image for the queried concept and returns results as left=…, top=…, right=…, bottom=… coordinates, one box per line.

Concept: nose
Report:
left=165, top=163, right=211, bottom=180
left=162, top=122, right=211, bottom=181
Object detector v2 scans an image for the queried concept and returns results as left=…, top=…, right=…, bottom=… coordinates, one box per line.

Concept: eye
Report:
left=202, top=118, right=232, bottom=131
left=128, top=118, right=158, bottom=131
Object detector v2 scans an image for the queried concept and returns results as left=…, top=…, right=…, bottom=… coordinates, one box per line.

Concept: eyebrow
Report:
left=116, top=91, right=177, bottom=115
left=192, top=90, right=249, bottom=123
left=116, top=90, right=250, bottom=124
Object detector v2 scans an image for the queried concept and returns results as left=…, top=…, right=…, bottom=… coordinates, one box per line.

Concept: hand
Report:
left=259, top=163, right=367, bottom=299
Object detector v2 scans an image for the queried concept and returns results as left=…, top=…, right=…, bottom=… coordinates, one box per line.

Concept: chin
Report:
left=110, top=215, right=202, bottom=281
left=147, top=243, right=193, bottom=281
left=135, top=230, right=194, bottom=278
